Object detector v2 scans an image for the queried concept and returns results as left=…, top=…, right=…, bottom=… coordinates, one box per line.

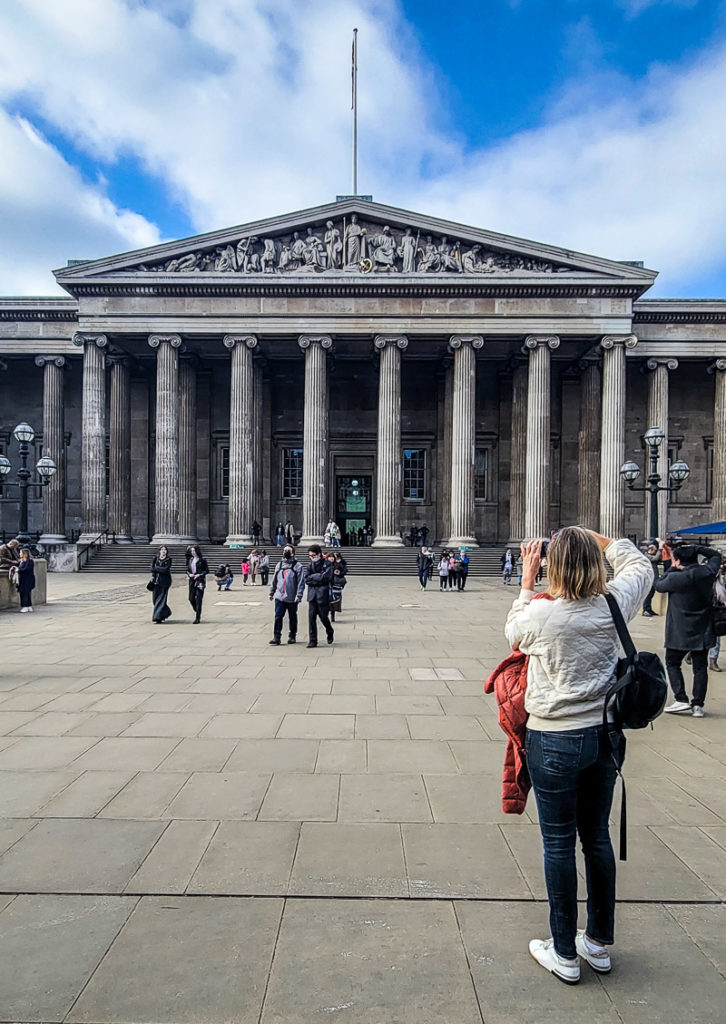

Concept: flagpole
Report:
left=352, top=27, right=358, bottom=195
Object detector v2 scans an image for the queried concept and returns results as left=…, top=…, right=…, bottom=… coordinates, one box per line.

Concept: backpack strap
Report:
left=604, top=592, right=637, bottom=662
left=603, top=591, right=633, bottom=862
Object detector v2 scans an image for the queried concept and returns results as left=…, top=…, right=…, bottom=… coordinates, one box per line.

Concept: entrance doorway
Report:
left=336, top=475, right=372, bottom=545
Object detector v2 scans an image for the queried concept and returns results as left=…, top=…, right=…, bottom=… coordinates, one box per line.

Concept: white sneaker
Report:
left=575, top=930, right=612, bottom=973
left=19, top=607, right=28, bottom=613
left=692, top=706, right=705, bottom=718
left=528, top=938, right=580, bottom=984
left=28, top=606, right=34, bottom=612
left=665, top=700, right=692, bottom=714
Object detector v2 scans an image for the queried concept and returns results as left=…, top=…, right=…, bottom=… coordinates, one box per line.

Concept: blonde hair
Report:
left=547, top=526, right=607, bottom=601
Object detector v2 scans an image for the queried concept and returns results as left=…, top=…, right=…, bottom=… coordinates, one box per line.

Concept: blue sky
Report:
left=1, top=0, right=726, bottom=295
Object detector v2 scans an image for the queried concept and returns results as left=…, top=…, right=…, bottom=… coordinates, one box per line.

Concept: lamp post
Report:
left=620, top=425, right=689, bottom=543
left=0, top=423, right=56, bottom=547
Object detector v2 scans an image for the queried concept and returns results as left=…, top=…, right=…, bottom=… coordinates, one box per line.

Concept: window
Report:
left=403, top=448, right=426, bottom=500
left=282, top=447, right=303, bottom=499
left=474, top=448, right=488, bottom=500
left=220, top=446, right=230, bottom=499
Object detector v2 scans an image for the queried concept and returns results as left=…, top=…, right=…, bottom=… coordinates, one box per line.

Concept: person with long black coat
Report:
left=655, top=543, right=721, bottom=716
left=186, top=545, right=209, bottom=624
left=303, top=544, right=334, bottom=648
left=150, top=546, right=172, bottom=623
left=17, top=547, right=35, bottom=612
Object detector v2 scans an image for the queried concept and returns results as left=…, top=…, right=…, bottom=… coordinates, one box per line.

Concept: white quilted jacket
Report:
left=504, top=539, right=653, bottom=731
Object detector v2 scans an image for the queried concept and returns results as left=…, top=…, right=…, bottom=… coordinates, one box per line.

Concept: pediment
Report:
left=54, top=199, right=657, bottom=287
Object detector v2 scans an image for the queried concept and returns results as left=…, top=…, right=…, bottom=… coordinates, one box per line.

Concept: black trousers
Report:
left=188, top=579, right=205, bottom=621
left=458, top=570, right=468, bottom=591
left=642, top=580, right=656, bottom=613
left=274, top=599, right=298, bottom=640
left=308, top=596, right=333, bottom=644
left=666, top=647, right=708, bottom=707
left=18, top=583, right=33, bottom=608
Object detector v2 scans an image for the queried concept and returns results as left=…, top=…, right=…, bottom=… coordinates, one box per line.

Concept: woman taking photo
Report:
left=505, top=527, right=651, bottom=984
left=185, top=545, right=209, bottom=624
left=150, top=546, right=172, bottom=623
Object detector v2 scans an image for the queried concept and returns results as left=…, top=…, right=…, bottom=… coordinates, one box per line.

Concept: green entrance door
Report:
left=336, top=476, right=372, bottom=545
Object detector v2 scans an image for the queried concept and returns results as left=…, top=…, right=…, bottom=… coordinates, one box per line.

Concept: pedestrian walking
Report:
left=259, top=550, right=270, bottom=587
left=420, top=524, right=429, bottom=546
left=16, top=547, right=35, bottom=612
left=186, top=544, right=209, bottom=624
left=276, top=522, right=285, bottom=546
left=438, top=553, right=450, bottom=591
left=329, top=566, right=347, bottom=622
left=268, top=545, right=305, bottom=645
left=241, top=558, right=250, bottom=585
left=214, top=563, right=234, bottom=591
left=417, top=546, right=433, bottom=590
left=304, top=544, right=334, bottom=648
left=330, top=520, right=341, bottom=547
left=641, top=542, right=661, bottom=616
left=656, top=542, right=722, bottom=717
left=458, top=549, right=470, bottom=590
left=150, top=545, right=172, bottom=622
left=502, top=548, right=513, bottom=585
left=505, top=527, right=652, bottom=984
left=285, top=520, right=296, bottom=545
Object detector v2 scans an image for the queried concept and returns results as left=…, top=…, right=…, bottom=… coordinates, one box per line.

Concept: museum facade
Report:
left=1, top=198, right=725, bottom=551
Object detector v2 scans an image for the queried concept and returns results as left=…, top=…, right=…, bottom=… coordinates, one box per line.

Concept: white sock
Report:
left=585, top=935, right=607, bottom=953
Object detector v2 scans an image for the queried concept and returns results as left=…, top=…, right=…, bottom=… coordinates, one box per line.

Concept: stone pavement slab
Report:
left=188, top=821, right=299, bottom=895
left=289, top=822, right=408, bottom=897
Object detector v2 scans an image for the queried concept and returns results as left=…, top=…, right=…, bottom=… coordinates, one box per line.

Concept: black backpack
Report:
left=602, top=592, right=668, bottom=860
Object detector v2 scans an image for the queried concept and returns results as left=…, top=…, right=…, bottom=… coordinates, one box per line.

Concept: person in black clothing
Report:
left=334, top=552, right=348, bottom=576
left=642, top=543, right=661, bottom=616
left=304, top=543, right=334, bottom=648
left=150, top=546, right=172, bottom=622
left=186, top=544, right=209, bottom=624
left=420, top=524, right=429, bottom=546
left=417, top=546, right=433, bottom=590
left=268, top=545, right=305, bottom=645
left=17, top=547, right=35, bottom=612
left=251, top=520, right=262, bottom=544
left=656, top=543, right=721, bottom=717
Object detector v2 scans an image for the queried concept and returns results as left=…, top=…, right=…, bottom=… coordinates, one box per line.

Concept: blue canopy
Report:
left=675, top=521, right=726, bottom=535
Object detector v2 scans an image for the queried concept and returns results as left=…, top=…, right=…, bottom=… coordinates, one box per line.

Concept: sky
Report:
left=2, top=0, right=726, bottom=296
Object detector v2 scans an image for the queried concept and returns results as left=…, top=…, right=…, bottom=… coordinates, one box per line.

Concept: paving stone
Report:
left=125, top=820, right=219, bottom=894
left=498, top=823, right=547, bottom=898
left=260, top=898, right=481, bottom=1023
left=71, top=736, right=181, bottom=771
left=67, top=712, right=143, bottom=737
left=651, top=825, right=726, bottom=898
left=37, top=771, right=135, bottom=817
left=98, top=771, right=189, bottom=819
left=449, top=739, right=508, bottom=773
left=200, top=712, right=283, bottom=738
left=290, top=823, right=407, bottom=897
left=0, top=818, right=166, bottom=893
left=424, top=773, right=513, bottom=823
left=249, top=693, right=313, bottom=714
left=339, top=773, right=432, bottom=823
left=10, top=711, right=92, bottom=736
left=259, top=773, right=339, bottom=821
left=137, top=692, right=195, bottom=712
left=157, top=736, right=237, bottom=772
left=0, top=736, right=98, bottom=770
left=403, top=823, right=531, bottom=898
left=332, top=677, right=391, bottom=695
left=316, top=739, right=367, bottom=773
left=0, top=894, right=136, bottom=1023
left=121, top=711, right=213, bottom=737
left=376, top=695, right=444, bottom=715
left=0, top=770, right=78, bottom=817
left=69, top=896, right=283, bottom=1023
left=224, top=738, right=319, bottom=773
left=0, top=817, right=38, bottom=856
left=354, top=713, right=409, bottom=739
left=628, top=777, right=721, bottom=825
left=277, top=713, right=355, bottom=739
left=617, top=826, right=720, bottom=900
left=666, top=903, right=726, bottom=975
left=167, top=772, right=271, bottom=819
left=407, top=714, right=487, bottom=740
left=308, top=694, right=377, bottom=715
left=367, top=739, right=458, bottom=773
left=188, top=821, right=299, bottom=894
left=673, top=775, right=726, bottom=822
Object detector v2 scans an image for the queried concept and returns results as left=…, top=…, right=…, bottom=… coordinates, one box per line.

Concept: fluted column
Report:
left=600, top=334, right=637, bottom=538
left=224, top=335, right=256, bottom=545
left=35, top=355, right=67, bottom=542
left=73, top=333, right=107, bottom=542
left=711, top=359, right=726, bottom=521
left=299, top=335, right=332, bottom=544
left=646, top=357, right=677, bottom=539
left=252, top=357, right=264, bottom=534
left=448, top=335, right=483, bottom=547
left=108, top=355, right=132, bottom=542
left=372, top=335, right=407, bottom=546
left=524, top=335, right=559, bottom=539
left=508, top=359, right=527, bottom=542
left=577, top=360, right=602, bottom=531
left=149, top=334, right=181, bottom=544
left=178, top=358, right=198, bottom=543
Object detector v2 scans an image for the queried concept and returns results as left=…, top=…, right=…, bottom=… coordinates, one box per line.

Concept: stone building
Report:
left=1, top=198, right=725, bottom=552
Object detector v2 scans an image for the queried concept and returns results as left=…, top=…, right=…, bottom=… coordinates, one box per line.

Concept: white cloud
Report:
left=0, top=0, right=725, bottom=295
left=615, top=0, right=699, bottom=16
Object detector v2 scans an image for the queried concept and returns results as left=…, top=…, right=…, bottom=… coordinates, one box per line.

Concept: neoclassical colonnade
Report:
left=33, top=331, right=726, bottom=546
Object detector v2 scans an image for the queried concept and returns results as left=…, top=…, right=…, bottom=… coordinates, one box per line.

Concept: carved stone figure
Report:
left=237, top=237, right=261, bottom=273
left=290, top=231, right=306, bottom=271
left=461, top=245, right=481, bottom=274
left=166, top=252, right=199, bottom=272
left=303, top=227, right=325, bottom=271
left=398, top=227, right=417, bottom=273
left=344, top=214, right=366, bottom=267
left=215, top=245, right=237, bottom=272
left=418, top=235, right=440, bottom=273
left=438, top=237, right=461, bottom=273
left=278, top=243, right=292, bottom=272
left=369, top=225, right=397, bottom=272
left=324, top=221, right=342, bottom=270
left=260, top=239, right=276, bottom=273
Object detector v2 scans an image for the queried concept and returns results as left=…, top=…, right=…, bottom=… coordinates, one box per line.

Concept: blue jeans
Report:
left=525, top=725, right=625, bottom=959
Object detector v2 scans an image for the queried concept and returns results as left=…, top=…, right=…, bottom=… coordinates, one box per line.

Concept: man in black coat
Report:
left=303, top=543, right=334, bottom=648
left=655, top=543, right=721, bottom=717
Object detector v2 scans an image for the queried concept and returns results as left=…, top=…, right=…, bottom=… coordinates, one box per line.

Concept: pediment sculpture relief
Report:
left=137, top=216, right=575, bottom=276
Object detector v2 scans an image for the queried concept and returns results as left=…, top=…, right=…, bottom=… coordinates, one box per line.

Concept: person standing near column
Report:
left=186, top=544, right=209, bottom=624
left=303, top=543, right=334, bottom=648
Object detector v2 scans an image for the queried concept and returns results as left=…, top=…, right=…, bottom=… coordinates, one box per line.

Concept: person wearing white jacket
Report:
left=505, top=527, right=652, bottom=985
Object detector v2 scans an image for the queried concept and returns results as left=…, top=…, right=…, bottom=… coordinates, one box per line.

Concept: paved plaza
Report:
left=0, top=571, right=724, bottom=1022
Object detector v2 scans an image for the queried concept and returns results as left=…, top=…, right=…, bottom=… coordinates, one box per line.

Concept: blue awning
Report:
left=675, top=521, right=726, bottom=534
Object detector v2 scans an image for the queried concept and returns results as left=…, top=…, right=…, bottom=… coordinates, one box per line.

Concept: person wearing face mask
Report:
left=304, top=544, right=335, bottom=648
left=268, top=545, right=305, bottom=645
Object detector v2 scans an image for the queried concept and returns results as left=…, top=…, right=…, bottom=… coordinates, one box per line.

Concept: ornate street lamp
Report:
left=0, top=423, right=56, bottom=546
left=620, top=425, right=689, bottom=542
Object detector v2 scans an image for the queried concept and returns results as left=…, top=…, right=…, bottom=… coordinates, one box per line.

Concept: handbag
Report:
left=146, top=580, right=155, bottom=592
left=713, top=578, right=726, bottom=636
left=602, top=592, right=668, bottom=860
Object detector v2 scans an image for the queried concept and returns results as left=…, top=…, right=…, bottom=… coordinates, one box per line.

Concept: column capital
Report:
left=73, top=333, right=107, bottom=349
left=34, top=355, right=67, bottom=369
left=646, top=357, right=678, bottom=371
left=708, top=359, right=726, bottom=374
left=601, top=334, right=637, bottom=350
left=449, top=334, right=484, bottom=351
left=374, top=334, right=408, bottom=351
left=223, top=334, right=257, bottom=351
left=524, top=334, right=559, bottom=351
left=298, top=334, right=333, bottom=351
left=107, top=353, right=130, bottom=368
left=148, top=334, right=182, bottom=349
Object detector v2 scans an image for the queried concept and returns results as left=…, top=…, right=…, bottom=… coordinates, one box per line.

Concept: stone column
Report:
left=577, top=359, right=602, bottom=531
left=178, top=357, right=198, bottom=543
left=224, top=334, right=256, bottom=545
left=108, top=355, right=132, bottom=543
left=299, top=334, right=332, bottom=544
left=253, top=356, right=264, bottom=535
left=646, top=357, right=677, bottom=539
left=508, top=359, right=527, bottom=543
left=448, top=335, right=484, bottom=547
left=148, top=334, right=181, bottom=544
left=35, top=355, right=67, bottom=543
left=372, top=335, right=408, bottom=546
left=599, top=334, right=637, bottom=538
left=72, top=333, right=107, bottom=542
left=710, top=359, right=726, bottom=521
left=524, top=335, right=559, bottom=539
